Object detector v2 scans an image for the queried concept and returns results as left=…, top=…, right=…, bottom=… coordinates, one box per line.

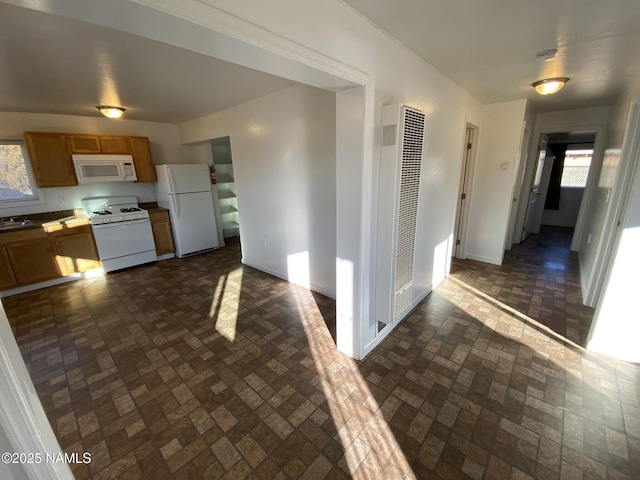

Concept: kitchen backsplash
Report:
left=0, top=182, right=156, bottom=217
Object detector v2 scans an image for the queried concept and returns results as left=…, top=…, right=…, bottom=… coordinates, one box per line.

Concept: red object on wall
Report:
left=210, top=166, right=217, bottom=184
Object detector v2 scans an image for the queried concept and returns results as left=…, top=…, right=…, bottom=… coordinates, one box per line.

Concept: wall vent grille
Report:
left=375, top=104, right=425, bottom=326
left=394, top=108, right=424, bottom=300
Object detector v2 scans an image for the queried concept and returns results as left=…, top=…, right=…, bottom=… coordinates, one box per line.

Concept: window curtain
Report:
left=544, top=143, right=567, bottom=210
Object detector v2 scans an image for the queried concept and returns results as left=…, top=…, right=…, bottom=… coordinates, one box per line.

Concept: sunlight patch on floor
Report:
left=292, top=288, right=414, bottom=478
left=209, top=267, right=243, bottom=341
left=446, top=276, right=623, bottom=402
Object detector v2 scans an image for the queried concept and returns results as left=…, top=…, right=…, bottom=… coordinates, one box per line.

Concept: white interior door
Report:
left=522, top=134, right=548, bottom=241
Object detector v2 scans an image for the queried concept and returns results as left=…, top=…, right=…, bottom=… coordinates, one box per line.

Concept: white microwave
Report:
left=73, top=154, right=138, bottom=184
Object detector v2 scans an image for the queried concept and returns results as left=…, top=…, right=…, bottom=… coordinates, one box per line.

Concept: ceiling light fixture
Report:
left=96, top=106, right=126, bottom=119
left=532, top=78, right=569, bottom=95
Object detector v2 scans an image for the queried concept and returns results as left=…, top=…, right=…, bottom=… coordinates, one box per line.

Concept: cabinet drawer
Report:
left=0, top=228, right=47, bottom=246
left=149, top=210, right=170, bottom=222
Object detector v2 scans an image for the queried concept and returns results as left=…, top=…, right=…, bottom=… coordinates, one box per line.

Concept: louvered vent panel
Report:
left=394, top=287, right=412, bottom=319
left=394, top=108, right=425, bottom=313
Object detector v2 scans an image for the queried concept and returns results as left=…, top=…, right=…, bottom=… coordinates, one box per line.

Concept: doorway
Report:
left=453, top=124, right=477, bottom=258
left=516, top=129, right=599, bottom=250
left=521, top=134, right=549, bottom=242
left=210, top=136, right=240, bottom=242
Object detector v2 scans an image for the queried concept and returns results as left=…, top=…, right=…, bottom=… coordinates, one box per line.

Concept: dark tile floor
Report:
left=3, top=229, right=640, bottom=479
left=451, top=226, right=595, bottom=346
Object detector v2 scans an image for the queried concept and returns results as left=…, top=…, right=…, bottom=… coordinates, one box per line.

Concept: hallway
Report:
left=451, top=226, right=595, bottom=346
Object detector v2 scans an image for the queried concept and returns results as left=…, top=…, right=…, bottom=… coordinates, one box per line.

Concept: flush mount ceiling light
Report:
left=532, top=78, right=569, bottom=95
left=96, top=106, right=126, bottom=119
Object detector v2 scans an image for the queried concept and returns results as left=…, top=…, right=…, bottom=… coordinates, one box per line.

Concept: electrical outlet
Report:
left=59, top=195, right=68, bottom=205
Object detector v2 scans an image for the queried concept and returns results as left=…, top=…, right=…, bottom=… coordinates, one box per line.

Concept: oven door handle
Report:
left=92, top=218, right=150, bottom=228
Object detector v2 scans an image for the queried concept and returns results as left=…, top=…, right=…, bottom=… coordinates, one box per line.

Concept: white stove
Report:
left=88, top=207, right=150, bottom=225
left=82, top=196, right=157, bottom=272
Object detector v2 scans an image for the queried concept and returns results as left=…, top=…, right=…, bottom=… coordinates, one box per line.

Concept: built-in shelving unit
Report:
left=211, top=136, right=240, bottom=240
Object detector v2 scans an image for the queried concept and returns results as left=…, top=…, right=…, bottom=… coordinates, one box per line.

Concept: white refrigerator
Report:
left=155, top=164, right=220, bottom=258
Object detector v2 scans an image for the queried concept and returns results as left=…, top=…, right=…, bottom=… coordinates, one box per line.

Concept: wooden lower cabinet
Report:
left=0, top=223, right=102, bottom=291
left=4, top=234, right=59, bottom=285
left=50, top=225, right=101, bottom=276
left=0, top=247, right=18, bottom=289
left=150, top=210, right=175, bottom=255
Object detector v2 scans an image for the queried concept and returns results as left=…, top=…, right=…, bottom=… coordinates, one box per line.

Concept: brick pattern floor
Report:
left=3, top=230, right=640, bottom=479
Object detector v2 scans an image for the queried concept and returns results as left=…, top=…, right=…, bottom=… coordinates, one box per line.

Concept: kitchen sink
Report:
left=0, top=219, right=32, bottom=231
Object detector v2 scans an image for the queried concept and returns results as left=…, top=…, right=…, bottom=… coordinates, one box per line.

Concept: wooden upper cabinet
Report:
left=68, top=134, right=102, bottom=153
left=24, top=132, right=77, bottom=187
left=128, top=136, right=157, bottom=182
left=24, top=131, right=155, bottom=186
left=100, top=135, right=130, bottom=154
left=69, top=134, right=130, bottom=154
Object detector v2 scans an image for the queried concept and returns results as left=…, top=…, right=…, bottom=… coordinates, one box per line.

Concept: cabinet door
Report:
left=52, top=226, right=101, bottom=276
left=128, top=136, right=157, bottom=182
left=24, top=132, right=77, bottom=187
left=0, top=246, right=18, bottom=290
left=68, top=134, right=102, bottom=153
left=150, top=211, right=175, bottom=254
left=100, top=136, right=130, bottom=154
left=6, top=239, right=59, bottom=285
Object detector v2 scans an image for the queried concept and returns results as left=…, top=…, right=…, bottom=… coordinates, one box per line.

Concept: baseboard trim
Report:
left=241, top=260, right=336, bottom=300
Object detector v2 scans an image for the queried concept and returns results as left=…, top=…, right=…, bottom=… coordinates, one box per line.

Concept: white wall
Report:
left=180, top=85, right=337, bottom=298
left=464, top=100, right=527, bottom=265
left=541, top=188, right=584, bottom=227
left=0, top=111, right=192, bottom=216
left=587, top=74, right=640, bottom=361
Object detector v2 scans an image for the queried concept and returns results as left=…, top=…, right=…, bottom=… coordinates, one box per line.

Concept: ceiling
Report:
left=344, top=0, right=640, bottom=113
left=0, top=3, right=298, bottom=123
left=2, top=2, right=640, bottom=123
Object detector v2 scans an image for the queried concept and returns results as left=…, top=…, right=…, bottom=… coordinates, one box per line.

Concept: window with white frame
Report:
left=0, top=141, right=39, bottom=203
left=560, top=149, right=593, bottom=188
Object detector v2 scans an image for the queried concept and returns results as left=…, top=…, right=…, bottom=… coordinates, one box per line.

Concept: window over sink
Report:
left=0, top=140, right=43, bottom=206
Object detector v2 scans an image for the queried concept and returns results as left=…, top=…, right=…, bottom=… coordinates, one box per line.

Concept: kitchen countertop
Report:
left=139, top=202, right=168, bottom=214
left=0, top=209, right=85, bottom=234
left=0, top=204, right=167, bottom=235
